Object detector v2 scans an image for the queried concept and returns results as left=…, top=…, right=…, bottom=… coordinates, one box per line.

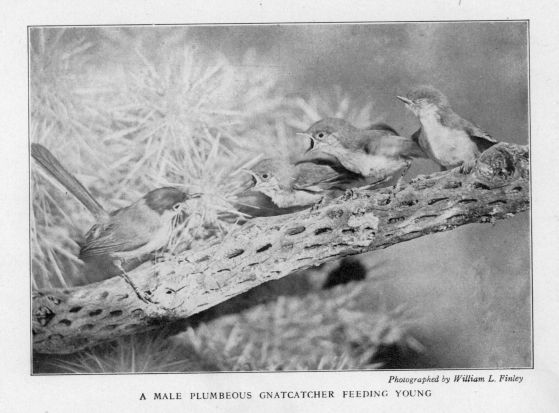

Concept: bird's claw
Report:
left=120, top=273, right=159, bottom=305
left=393, top=161, right=411, bottom=192
left=137, top=290, right=159, bottom=305
left=154, top=251, right=176, bottom=263
left=459, top=160, right=476, bottom=174
left=342, top=188, right=359, bottom=201
left=393, top=176, right=405, bottom=193
left=310, top=196, right=327, bottom=212
left=116, top=261, right=159, bottom=305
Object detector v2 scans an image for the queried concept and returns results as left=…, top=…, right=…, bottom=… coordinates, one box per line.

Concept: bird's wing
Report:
left=79, top=222, right=150, bottom=259
left=292, top=163, right=356, bottom=192
left=295, top=156, right=343, bottom=168
left=367, top=122, right=399, bottom=135
left=365, top=134, right=427, bottom=159
left=410, top=128, right=421, bottom=143
left=79, top=206, right=157, bottom=259
left=447, top=112, right=498, bottom=152
left=464, top=121, right=498, bottom=152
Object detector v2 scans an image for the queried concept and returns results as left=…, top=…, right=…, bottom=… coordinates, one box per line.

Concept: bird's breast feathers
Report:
left=420, top=114, right=478, bottom=168
left=337, top=150, right=406, bottom=179
left=268, top=188, right=323, bottom=208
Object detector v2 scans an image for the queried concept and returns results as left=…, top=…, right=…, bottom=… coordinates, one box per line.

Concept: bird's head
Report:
left=397, top=85, right=450, bottom=116
left=143, top=187, right=202, bottom=219
left=242, top=158, right=291, bottom=196
left=298, top=118, right=356, bottom=154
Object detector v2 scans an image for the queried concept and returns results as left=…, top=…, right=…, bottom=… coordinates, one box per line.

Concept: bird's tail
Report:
left=31, top=143, right=107, bottom=219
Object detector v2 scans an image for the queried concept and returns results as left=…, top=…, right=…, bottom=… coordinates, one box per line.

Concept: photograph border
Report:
left=28, top=19, right=533, bottom=375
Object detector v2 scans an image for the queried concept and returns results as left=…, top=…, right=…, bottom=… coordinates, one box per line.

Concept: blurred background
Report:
left=30, top=22, right=530, bottom=371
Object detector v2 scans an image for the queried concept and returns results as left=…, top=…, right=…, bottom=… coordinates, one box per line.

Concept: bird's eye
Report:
left=316, top=132, right=325, bottom=139
left=261, top=173, right=270, bottom=180
left=172, top=203, right=183, bottom=211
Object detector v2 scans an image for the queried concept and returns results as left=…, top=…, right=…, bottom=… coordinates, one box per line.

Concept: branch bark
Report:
left=33, top=143, right=530, bottom=354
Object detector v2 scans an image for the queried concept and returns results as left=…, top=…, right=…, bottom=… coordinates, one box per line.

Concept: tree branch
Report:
left=33, top=143, right=530, bottom=354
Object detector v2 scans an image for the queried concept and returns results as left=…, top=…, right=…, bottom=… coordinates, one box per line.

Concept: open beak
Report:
left=297, top=132, right=316, bottom=153
left=240, top=169, right=260, bottom=187
left=396, top=96, right=413, bottom=105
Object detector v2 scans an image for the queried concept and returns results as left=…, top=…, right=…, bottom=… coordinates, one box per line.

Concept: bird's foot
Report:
left=121, top=273, right=159, bottom=305
left=115, top=262, right=159, bottom=305
left=459, top=160, right=476, bottom=174
left=154, top=251, right=176, bottom=263
left=342, top=188, right=359, bottom=201
left=393, top=176, right=405, bottom=193
left=310, top=196, right=327, bottom=213
left=393, top=161, right=411, bottom=191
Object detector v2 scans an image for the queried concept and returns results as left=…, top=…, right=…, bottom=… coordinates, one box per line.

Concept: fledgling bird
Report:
left=397, top=86, right=498, bottom=173
left=31, top=143, right=201, bottom=303
left=243, top=157, right=366, bottom=209
left=367, top=122, right=399, bottom=135
left=299, top=118, right=426, bottom=189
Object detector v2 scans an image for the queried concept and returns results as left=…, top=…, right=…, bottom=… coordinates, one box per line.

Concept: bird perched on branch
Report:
left=397, top=86, right=498, bottom=173
left=299, top=118, right=427, bottom=190
left=366, top=122, right=399, bottom=135
left=31, top=143, right=201, bottom=303
left=243, top=157, right=368, bottom=209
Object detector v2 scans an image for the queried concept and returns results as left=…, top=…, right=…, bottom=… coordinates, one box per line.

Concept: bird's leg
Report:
left=361, top=175, right=392, bottom=192
left=342, top=188, right=360, bottom=201
left=459, top=159, right=477, bottom=174
left=310, top=196, right=328, bottom=213
left=154, top=250, right=176, bottom=263
left=394, top=161, right=412, bottom=192
left=114, top=260, right=158, bottom=305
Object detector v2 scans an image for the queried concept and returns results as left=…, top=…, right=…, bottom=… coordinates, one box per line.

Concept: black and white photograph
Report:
left=29, top=22, right=531, bottom=374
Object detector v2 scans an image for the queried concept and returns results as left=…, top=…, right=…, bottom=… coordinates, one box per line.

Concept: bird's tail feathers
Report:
left=31, top=143, right=107, bottom=219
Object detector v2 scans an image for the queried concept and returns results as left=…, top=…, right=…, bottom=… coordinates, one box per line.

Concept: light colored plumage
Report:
left=302, top=118, right=426, bottom=183
left=246, top=158, right=362, bottom=208
left=398, top=86, right=497, bottom=172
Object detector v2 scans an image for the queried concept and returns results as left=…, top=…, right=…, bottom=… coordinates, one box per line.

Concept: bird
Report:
left=367, top=122, right=399, bottom=135
left=396, top=85, right=498, bottom=173
left=31, top=143, right=201, bottom=303
left=242, top=157, right=367, bottom=209
left=299, top=118, right=427, bottom=189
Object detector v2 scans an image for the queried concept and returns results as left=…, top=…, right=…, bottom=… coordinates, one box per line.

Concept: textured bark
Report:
left=33, top=143, right=530, bottom=354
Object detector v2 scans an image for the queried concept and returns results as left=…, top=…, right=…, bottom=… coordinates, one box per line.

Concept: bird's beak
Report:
left=240, top=169, right=260, bottom=186
left=397, top=96, right=413, bottom=105
left=297, top=132, right=316, bottom=153
left=173, top=202, right=188, bottom=214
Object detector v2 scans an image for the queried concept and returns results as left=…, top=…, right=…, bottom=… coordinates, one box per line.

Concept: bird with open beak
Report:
left=298, top=118, right=427, bottom=189
left=397, top=86, right=498, bottom=173
left=243, top=157, right=367, bottom=209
